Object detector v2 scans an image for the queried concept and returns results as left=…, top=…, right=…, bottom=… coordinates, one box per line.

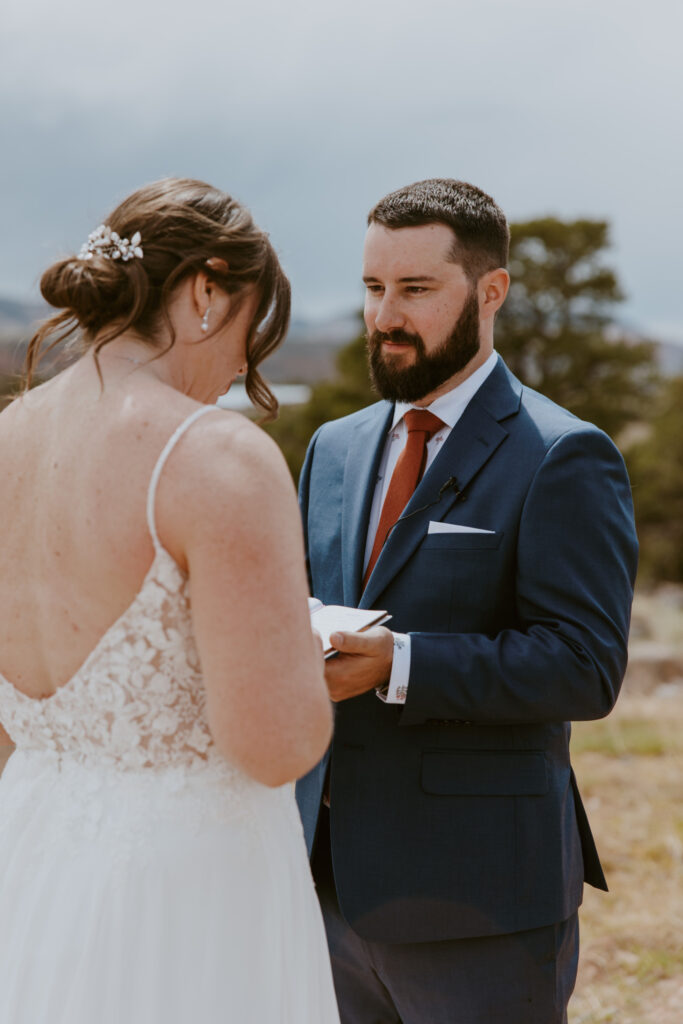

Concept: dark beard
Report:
left=366, top=288, right=481, bottom=402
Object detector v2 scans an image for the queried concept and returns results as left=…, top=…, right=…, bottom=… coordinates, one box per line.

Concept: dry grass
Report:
left=570, top=720, right=683, bottom=1021
left=569, top=588, right=683, bottom=1023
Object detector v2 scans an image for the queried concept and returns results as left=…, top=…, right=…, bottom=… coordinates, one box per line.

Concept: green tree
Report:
left=265, top=322, right=375, bottom=479
left=496, top=218, right=659, bottom=438
left=625, top=376, right=683, bottom=582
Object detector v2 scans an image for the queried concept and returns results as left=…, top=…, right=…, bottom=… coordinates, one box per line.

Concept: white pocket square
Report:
left=428, top=521, right=496, bottom=535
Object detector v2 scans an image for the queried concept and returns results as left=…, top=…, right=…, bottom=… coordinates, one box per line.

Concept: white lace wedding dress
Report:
left=0, top=408, right=339, bottom=1024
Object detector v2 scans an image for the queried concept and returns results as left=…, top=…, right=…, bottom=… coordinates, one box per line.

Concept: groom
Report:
left=296, top=179, right=638, bottom=1023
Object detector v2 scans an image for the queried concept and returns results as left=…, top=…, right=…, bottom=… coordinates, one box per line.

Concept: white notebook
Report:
left=308, top=598, right=392, bottom=657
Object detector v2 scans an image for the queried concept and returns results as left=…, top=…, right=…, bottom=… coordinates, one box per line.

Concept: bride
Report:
left=0, top=178, right=339, bottom=1022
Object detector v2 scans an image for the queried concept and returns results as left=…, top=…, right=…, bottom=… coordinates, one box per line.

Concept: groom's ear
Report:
left=478, top=267, right=509, bottom=322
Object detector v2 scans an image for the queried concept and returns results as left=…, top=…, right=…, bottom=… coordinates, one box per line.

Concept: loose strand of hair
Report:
left=23, top=312, right=78, bottom=392
left=246, top=367, right=279, bottom=422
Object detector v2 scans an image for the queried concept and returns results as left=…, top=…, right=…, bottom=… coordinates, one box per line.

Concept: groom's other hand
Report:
left=324, top=627, right=394, bottom=701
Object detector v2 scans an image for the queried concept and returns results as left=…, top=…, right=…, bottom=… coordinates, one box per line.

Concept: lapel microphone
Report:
left=382, top=476, right=464, bottom=549
left=437, top=476, right=462, bottom=501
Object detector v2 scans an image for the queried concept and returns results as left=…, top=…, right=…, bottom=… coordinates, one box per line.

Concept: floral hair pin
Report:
left=78, top=224, right=143, bottom=262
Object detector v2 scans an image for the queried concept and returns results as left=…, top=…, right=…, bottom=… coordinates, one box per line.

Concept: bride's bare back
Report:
left=0, top=362, right=202, bottom=698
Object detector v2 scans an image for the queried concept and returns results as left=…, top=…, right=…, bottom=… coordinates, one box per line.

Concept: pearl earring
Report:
left=201, top=308, right=211, bottom=333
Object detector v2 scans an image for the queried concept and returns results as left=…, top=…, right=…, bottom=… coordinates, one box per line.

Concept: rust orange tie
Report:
left=363, top=409, right=445, bottom=588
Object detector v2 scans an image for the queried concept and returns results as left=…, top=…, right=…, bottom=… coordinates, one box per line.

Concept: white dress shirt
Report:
left=366, top=352, right=499, bottom=703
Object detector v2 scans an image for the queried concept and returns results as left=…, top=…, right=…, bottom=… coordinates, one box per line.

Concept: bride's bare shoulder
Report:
left=151, top=401, right=296, bottom=560
left=153, top=399, right=286, bottom=485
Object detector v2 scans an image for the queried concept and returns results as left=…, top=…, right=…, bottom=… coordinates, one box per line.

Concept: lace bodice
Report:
left=0, top=407, right=221, bottom=772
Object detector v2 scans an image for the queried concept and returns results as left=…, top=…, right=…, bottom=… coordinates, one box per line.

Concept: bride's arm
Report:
left=157, top=414, right=332, bottom=787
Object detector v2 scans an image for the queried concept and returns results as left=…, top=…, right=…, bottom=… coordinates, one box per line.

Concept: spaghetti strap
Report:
left=146, top=406, right=218, bottom=550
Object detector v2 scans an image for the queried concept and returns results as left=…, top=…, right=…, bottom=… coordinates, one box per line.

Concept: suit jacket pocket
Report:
left=420, top=531, right=503, bottom=550
left=421, top=750, right=549, bottom=796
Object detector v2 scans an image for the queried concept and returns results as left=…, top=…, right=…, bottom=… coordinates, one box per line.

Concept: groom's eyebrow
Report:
left=362, top=275, right=440, bottom=283
left=398, top=275, right=439, bottom=282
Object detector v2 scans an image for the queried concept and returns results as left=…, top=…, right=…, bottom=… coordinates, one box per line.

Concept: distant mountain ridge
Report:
left=0, top=297, right=50, bottom=335
left=0, top=296, right=359, bottom=339
left=0, top=298, right=361, bottom=383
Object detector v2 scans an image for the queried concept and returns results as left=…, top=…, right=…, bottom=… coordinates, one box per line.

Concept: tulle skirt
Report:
left=0, top=749, right=339, bottom=1023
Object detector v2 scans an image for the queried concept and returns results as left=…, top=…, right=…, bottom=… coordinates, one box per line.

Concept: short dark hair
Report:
left=368, top=178, right=509, bottom=281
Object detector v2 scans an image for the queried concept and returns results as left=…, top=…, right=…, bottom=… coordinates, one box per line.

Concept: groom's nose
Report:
left=373, top=295, right=406, bottom=334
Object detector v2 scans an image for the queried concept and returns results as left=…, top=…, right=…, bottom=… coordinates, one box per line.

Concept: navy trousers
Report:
left=312, top=808, right=578, bottom=1024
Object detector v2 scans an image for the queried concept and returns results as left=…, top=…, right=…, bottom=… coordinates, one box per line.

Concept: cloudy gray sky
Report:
left=2, top=0, right=681, bottom=341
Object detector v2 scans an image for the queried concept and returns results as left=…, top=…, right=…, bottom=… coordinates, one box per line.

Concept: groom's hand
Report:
left=324, top=627, right=394, bottom=702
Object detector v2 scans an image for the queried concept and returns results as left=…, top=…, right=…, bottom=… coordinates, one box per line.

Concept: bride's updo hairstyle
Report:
left=25, top=177, right=291, bottom=418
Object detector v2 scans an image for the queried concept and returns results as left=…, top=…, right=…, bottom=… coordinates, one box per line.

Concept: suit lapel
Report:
left=341, top=402, right=394, bottom=605
left=361, top=358, right=522, bottom=609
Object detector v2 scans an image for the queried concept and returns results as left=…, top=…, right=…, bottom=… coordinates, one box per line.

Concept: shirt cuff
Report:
left=375, top=633, right=410, bottom=704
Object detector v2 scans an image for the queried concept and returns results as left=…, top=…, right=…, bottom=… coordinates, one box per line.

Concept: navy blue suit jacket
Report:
left=296, top=357, right=638, bottom=943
